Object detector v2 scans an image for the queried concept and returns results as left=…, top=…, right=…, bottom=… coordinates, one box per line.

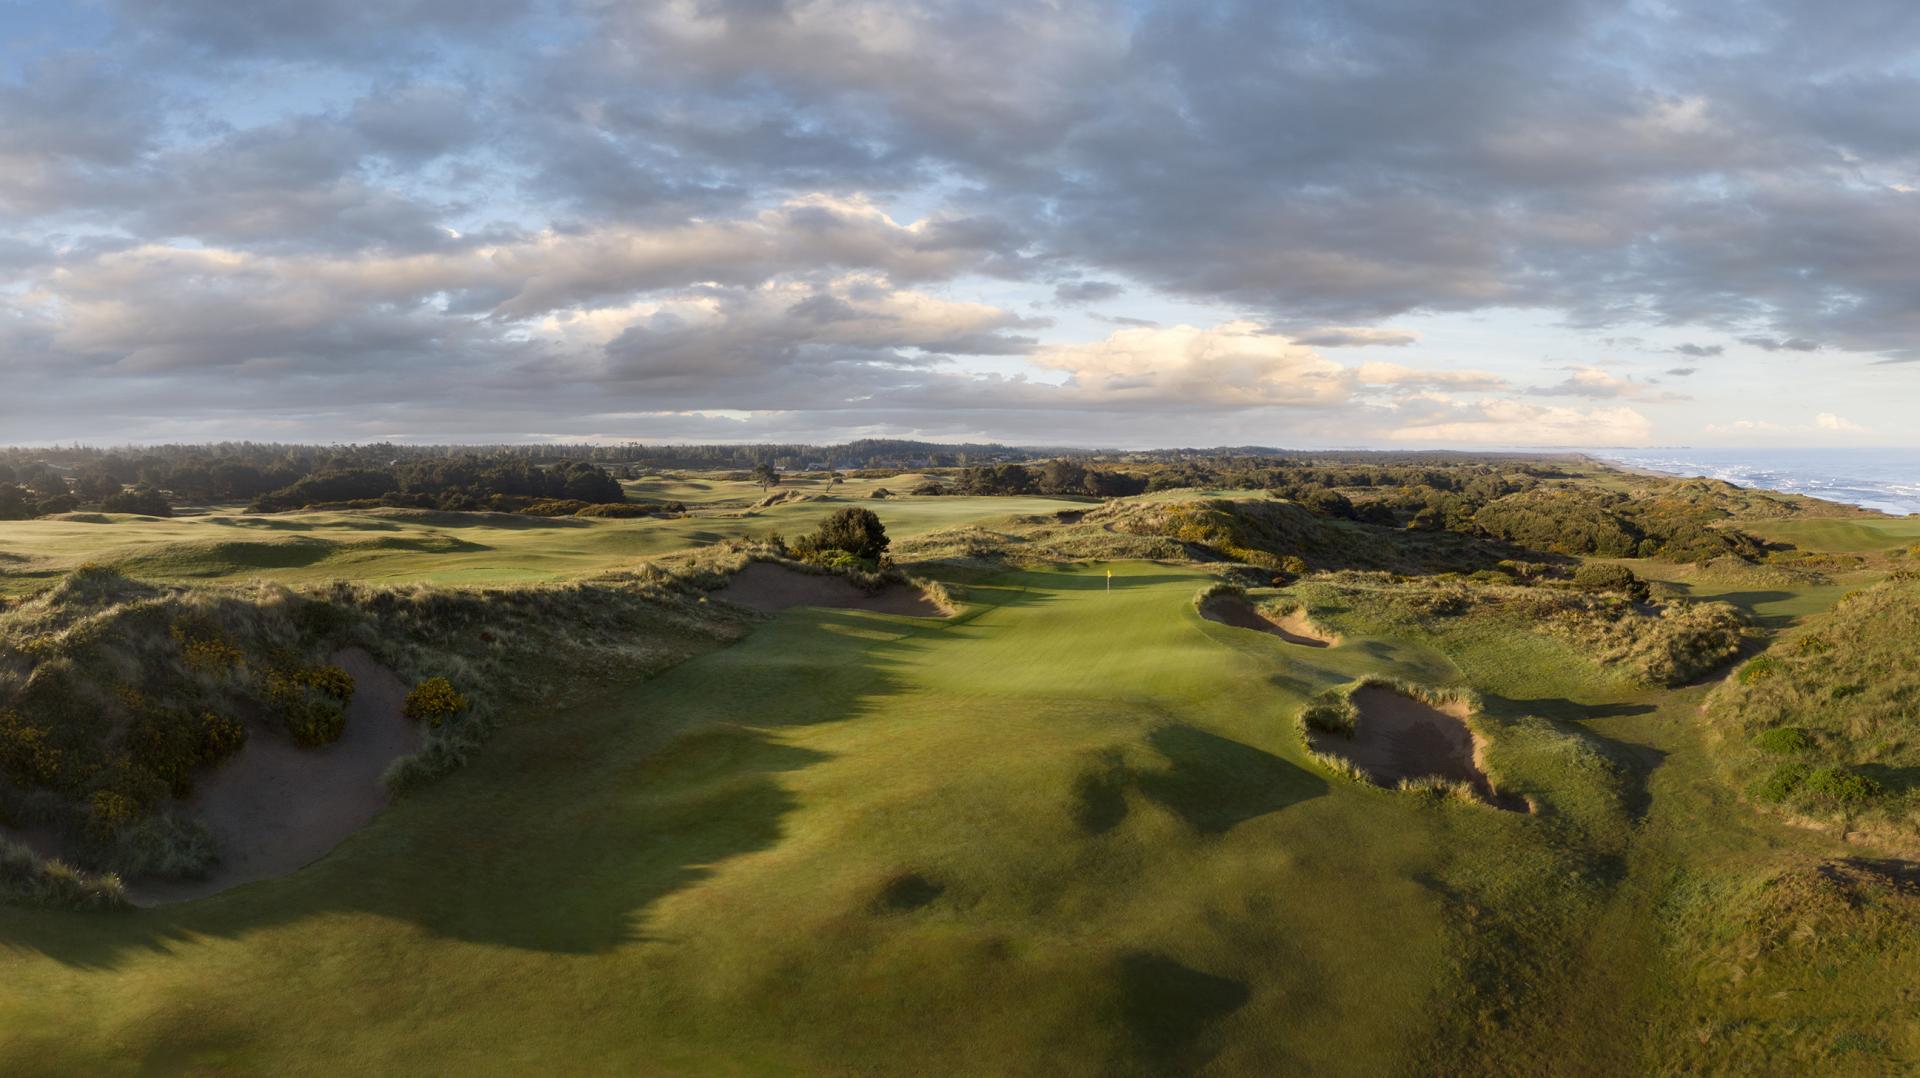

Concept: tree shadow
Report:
left=1114, top=952, right=1249, bottom=1071
left=1136, top=725, right=1327, bottom=835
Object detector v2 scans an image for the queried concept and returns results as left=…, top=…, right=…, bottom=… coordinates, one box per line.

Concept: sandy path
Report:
left=126, top=647, right=418, bottom=906
left=715, top=562, right=946, bottom=617
left=1199, top=595, right=1336, bottom=647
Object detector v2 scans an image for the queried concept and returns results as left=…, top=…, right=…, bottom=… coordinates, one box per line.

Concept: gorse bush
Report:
left=267, top=665, right=355, bottom=748
left=1752, top=727, right=1814, bottom=755
left=404, top=678, right=468, bottom=727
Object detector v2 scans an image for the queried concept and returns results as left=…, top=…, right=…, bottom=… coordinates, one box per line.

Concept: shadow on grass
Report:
left=1478, top=694, right=1657, bottom=723
left=1138, top=725, right=1327, bottom=835
left=1115, top=952, right=1249, bottom=1070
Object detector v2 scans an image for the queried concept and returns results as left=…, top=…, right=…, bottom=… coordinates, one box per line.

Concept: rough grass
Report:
left=1289, top=570, right=1750, bottom=688
left=1703, top=573, right=1920, bottom=829
left=0, top=557, right=757, bottom=878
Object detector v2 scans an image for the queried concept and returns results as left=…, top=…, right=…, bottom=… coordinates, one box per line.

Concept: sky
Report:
left=3, top=0, right=1919, bottom=449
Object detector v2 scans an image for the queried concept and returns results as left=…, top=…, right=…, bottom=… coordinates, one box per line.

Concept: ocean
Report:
left=1591, top=448, right=1920, bottom=517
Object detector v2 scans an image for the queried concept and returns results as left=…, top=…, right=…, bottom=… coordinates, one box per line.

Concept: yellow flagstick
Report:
left=1106, top=568, right=1112, bottom=592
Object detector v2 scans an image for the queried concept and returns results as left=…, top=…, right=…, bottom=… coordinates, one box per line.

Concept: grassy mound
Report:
left=1291, top=572, right=1749, bottom=688
left=1704, top=572, right=1920, bottom=828
left=0, top=558, right=756, bottom=883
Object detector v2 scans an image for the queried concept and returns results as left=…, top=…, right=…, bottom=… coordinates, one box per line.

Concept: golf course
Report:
left=1, top=458, right=1917, bottom=1075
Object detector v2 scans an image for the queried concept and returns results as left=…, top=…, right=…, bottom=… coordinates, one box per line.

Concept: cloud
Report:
left=1739, top=335, right=1821, bottom=352
left=1816, top=412, right=1867, bottom=432
left=1295, top=327, right=1420, bottom=348
left=1028, top=321, right=1352, bottom=406
left=7, top=0, right=1920, bottom=442
left=1390, top=400, right=1653, bottom=446
left=1052, top=280, right=1124, bottom=305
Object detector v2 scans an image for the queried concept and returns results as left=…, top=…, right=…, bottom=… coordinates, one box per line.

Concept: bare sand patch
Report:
left=715, top=562, right=947, bottom=617
left=1199, top=595, right=1338, bottom=648
left=126, top=647, right=419, bottom=905
left=1311, top=686, right=1524, bottom=811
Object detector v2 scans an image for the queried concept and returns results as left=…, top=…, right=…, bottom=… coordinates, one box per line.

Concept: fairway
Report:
left=0, top=563, right=1582, bottom=1074
left=1740, top=515, right=1920, bottom=554
left=0, top=490, right=1089, bottom=594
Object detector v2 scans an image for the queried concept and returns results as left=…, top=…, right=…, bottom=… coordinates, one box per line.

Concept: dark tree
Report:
left=799, top=507, right=890, bottom=562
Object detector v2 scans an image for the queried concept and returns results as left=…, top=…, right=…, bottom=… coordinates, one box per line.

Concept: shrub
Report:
left=1738, top=656, right=1782, bottom=684
left=283, top=698, right=346, bottom=747
left=263, top=666, right=352, bottom=748
left=793, top=507, right=890, bottom=564
left=87, top=789, right=142, bottom=837
left=1572, top=563, right=1651, bottom=603
left=1803, top=766, right=1882, bottom=809
left=0, top=709, right=63, bottom=786
left=404, top=677, right=468, bottom=727
left=1750, top=762, right=1810, bottom=803
left=0, top=840, right=127, bottom=911
left=1298, top=691, right=1358, bottom=737
left=1752, top=727, right=1814, bottom=755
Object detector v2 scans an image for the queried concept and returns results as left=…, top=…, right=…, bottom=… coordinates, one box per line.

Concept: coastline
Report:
left=1586, top=448, right=1920, bottom=517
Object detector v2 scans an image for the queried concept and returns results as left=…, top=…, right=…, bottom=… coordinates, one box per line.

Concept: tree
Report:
left=796, top=507, right=889, bottom=563
left=101, top=487, right=173, bottom=517
left=752, top=463, right=780, bottom=491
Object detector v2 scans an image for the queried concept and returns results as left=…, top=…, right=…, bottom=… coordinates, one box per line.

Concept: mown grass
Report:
left=0, top=486, right=1091, bottom=595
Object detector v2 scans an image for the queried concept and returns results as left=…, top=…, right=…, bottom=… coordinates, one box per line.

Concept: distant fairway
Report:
left=1740, top=514, right=1920, bottom=554
left=0, top=486, right=1087, bottom=594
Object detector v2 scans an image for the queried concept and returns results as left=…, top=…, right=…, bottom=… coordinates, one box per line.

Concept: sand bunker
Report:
left=126, top=647, right=420, bottom=905
left=1310, top=686, right=1523, bottom=810
left=1199, top=595, right=1338, bottom=648
left=715, top=562, right=947, bottom=617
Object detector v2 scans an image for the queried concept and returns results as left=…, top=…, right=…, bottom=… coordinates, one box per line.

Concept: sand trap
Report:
left=126, top=647, right=419, bottom=905
left=1199, top=595, right=1338, bottom=648
left=1311, top=686, right=1523, bottom=810
left=715, top=562, right=947, bottom=617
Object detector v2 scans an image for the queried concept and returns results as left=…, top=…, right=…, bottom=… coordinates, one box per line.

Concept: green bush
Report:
left=1752, top=727, right=1814, bottom=755
left=793, top=507, right=890, bottom=564
left=1738, top=656, right=1782, bottom=684
left=1750, top=761, right=1810, bottom=803
left=1803, top=766, right=1881, bottom=808
left=1571, top=563, right=1650, bottom=603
